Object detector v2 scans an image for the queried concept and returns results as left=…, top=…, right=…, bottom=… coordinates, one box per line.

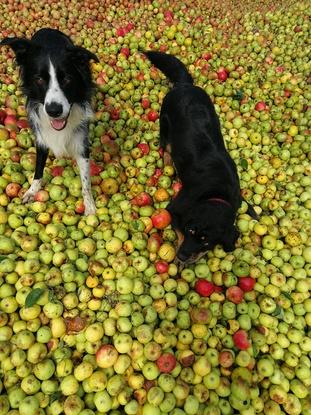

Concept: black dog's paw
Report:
left=246, top=203, right=258, bottom=220
left=222, top=227, right=239, bottom=252
left=241, top=198, right=258, bottom=220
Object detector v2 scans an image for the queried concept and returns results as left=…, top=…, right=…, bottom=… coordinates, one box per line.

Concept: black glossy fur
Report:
left=144, top=51, right=253, bottom=263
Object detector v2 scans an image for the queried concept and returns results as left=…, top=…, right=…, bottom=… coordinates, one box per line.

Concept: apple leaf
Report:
left=252, top=344, right=259, bottom=358
left=0, top=255, right=6, bottom=262
left=50, top=391, right=62, bottom=404
left=233, top=89, right=244, bottom=101
left=25, top=288, right=45, bottom=308
left=271, top=304, right=284, bottom=319
left=240, top=158, right=248, bottom=170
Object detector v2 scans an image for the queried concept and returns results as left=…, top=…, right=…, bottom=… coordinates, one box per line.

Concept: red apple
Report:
left=90, top=160, right=102, bottom=176
left=4, top=114, right=17, bottom=126
left=255, top=101, right=267, bottom=111
left=141, top=98, right=150, bottom=109
left=51, top=166, right=64, bottom=177
left=202, top=52, right=212, bottom=61
left=151, top=209, right=171, bottom=229
left=226, top=286, right=244, bottom=304
left=16, top=118, right=29, bottom=129
left=233, top=330, right=251, bottom=350
left=172, top=181, right=182, bottom=197
left=137, top=143, right=150, bottom=155
left=110, top=108, right=120, bottom=120
left=155, top=260, right=169, bottom=274
left=195, top=280, right=215, bottom=297
left=131, top=191, right=152, bottom=207
left=120, top=47, right=130, bottom=58
left=75, top=201, right=85, bottom=214
left=147, top=110, right=159, bottom=122
left=34, top=190, right=49, bottom=202
left=238, top=277, right=256, bottom=292
left=147, top=233, right=162, bottom=253
left=156, top=353, right=176, bottom=373
left=126, top=22, right=134, bottom=31
left=217, top=68, right=228, bottom=82
left=116, top=27, right=125, bottom=37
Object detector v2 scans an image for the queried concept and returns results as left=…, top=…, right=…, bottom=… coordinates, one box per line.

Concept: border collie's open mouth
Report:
left=50, top=117, right=68, bottom=131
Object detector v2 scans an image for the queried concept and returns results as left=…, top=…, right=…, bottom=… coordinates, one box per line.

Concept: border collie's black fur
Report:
left=144, top=51, right=256, bottom=264
left=0, top=28, right=99, bottom=215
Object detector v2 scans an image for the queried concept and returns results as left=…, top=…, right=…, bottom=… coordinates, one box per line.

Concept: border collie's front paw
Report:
left=22, top=189, right=36, bottom=203
left=22, top=179, right=42, bottom=203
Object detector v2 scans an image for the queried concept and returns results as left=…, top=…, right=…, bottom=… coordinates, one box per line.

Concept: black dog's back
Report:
left=144, top=51, right=231, bottom=185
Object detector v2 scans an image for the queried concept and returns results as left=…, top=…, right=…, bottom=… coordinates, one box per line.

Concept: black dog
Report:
left=144, top=51, right=255, bottom=264
left=0, top=28, right=98, bottom=215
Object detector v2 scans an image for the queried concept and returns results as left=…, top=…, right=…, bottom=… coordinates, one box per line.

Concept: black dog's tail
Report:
left=143, top=51, right=193, bottom=85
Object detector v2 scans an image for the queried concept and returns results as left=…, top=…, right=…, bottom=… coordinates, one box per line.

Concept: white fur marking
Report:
left=22, top=179, right=42, bottom=203
left=44, top=60, right=70, bottom=118
left=76, top=157, right=96, bottom=215
left=28, top=102, right=93, bottom=159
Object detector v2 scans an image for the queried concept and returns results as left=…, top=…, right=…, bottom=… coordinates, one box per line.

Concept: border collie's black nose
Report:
left=45, top=102, right=63, bottom=118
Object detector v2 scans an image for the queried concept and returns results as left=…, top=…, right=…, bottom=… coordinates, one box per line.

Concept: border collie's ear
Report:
left=68, top=46, right=99, bottom=63
left=0, top=37, right=32, bottom=65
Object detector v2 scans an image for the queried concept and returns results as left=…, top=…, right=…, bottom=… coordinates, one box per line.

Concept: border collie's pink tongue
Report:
left=50, top=118, right=67, bottom=131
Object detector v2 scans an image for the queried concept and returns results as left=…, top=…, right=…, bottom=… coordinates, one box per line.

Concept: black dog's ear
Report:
left=67, top=46, right=99, bottom=63
left=0, top=37, right=32, bottom=65
left=222, top=226, right=239, bottom=252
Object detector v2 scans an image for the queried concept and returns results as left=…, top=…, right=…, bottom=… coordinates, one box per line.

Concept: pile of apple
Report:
left=0, top=0, right=310, bottom=414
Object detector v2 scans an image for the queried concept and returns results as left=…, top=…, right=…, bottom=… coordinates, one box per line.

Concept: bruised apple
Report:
left=96, top=345, right=119, bottom=368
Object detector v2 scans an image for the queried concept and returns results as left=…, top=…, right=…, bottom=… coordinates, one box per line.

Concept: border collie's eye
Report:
left=63, top=76, right=72, bottom=86
left=35, top=77, right=45, bottom=86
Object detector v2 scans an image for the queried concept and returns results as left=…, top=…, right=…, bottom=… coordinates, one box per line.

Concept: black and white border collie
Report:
left=0, top=28, right=99, bottom=215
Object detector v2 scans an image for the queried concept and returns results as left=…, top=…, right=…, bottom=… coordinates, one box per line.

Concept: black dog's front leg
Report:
left=23, top=145, right=48, bottom=203
left=245, top=200, right=258, bottom=219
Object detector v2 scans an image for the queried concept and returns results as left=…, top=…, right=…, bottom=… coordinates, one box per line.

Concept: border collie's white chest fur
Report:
left=28, top=102, right=93, bottom=159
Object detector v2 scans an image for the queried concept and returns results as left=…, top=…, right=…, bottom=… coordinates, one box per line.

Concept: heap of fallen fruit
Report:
left=0, top=0, right=310, bottom=414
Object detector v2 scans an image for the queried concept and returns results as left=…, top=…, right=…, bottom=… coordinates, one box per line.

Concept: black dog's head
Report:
left=171, top=198, right=239, bottom=264
left=0, top=28, right=98, bottom=131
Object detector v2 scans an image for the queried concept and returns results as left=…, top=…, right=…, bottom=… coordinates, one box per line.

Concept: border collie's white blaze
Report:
left=0, top=28, right=99, bottom=215
left=44, top=60, right=71, bottom=130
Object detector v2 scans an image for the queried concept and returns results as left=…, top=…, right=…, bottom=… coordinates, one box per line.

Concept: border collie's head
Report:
left=0, top=28, right=98, bottom=131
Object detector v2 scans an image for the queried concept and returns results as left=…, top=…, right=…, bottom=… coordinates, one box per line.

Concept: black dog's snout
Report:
left=45, top=102, right=63, bottom=118
left=177, top=251, right=190, bottom=263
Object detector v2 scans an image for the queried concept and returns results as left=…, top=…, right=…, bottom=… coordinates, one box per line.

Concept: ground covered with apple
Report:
left=0, top=0, right=310, bottom=414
